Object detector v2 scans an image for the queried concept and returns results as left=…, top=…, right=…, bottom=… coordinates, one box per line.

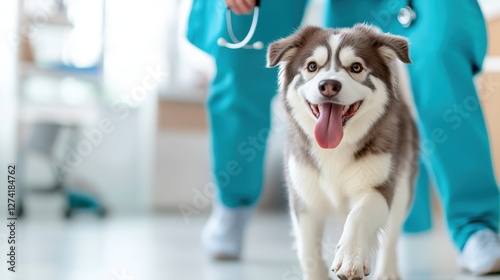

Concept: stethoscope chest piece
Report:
left=398, top=5, right=416, bottom=28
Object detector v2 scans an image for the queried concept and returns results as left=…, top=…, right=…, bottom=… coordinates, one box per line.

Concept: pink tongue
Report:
left=314, top=103, right=344, bottom=149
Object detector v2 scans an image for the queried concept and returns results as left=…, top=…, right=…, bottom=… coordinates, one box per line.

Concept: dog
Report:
left=266, top=24, right=419, bottom=280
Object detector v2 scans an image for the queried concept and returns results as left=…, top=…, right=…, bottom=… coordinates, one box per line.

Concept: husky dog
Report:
left=266, top=25, right=419, bottom=280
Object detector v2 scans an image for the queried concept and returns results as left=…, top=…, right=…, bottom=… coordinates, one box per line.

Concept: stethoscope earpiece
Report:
left=217, top=37, right=227, bottom=47
left=252, top=41, right=264, bottom=50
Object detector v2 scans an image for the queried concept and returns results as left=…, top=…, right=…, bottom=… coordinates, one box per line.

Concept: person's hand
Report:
left=225, top=0, right=256, bottom=15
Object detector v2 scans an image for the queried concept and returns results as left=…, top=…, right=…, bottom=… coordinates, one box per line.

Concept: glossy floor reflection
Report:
left=2, top=212, right=500, bottom=280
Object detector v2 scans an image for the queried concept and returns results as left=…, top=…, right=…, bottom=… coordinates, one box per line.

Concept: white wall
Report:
left=0, top=1, right=18, bottom=279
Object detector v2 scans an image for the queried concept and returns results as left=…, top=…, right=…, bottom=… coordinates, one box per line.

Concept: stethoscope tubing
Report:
left=217, top=0, right=263, bottom=49
left=222, top=7, right=261, bottom=49
left=219, top=0, right=415, bottom=50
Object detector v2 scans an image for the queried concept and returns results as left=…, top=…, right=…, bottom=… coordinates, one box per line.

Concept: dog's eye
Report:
left=307, top=62, right=317, bottom=72
left=350, top=63, right=363, bottom=73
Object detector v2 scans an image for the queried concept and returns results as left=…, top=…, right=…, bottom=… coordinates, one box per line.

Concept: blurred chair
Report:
left=17, top=0, right=107, bottom=218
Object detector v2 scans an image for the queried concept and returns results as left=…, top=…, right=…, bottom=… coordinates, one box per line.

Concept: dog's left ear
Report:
left=267, top=26, right=322, bottom=68
left=378, top=33, right=411, bottom=64
left=266, top=38, right=296, bottom=68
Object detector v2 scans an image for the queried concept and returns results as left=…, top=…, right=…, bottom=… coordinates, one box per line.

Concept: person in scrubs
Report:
left=187, top=0, right=500, bottom=274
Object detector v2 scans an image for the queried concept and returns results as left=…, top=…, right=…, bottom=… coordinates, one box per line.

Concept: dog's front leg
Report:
left=332, top=191, right=389, bottom=280
left=292, top=209, right=329, bottom=280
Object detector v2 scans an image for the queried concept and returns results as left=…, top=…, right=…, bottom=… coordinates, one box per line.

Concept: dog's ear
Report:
left=377, top=33, right=411, bottom=64
left=266, top=26, right=322, bottom=68
left=352, top=24, right=411, bottom=64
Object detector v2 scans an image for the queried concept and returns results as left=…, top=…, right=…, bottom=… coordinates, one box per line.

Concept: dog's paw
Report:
left=330, top=243, right=370, bottom=280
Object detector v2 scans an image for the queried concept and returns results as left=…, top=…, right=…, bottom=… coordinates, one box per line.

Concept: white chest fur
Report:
left=287, top=145, right=392, bottom=217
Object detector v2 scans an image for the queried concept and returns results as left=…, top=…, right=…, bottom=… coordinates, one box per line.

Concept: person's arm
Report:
left=225, top=0, right=256, bottom=14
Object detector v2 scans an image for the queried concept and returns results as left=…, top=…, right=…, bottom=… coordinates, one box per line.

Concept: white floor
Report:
left=1, top=212, right=500, bottom=280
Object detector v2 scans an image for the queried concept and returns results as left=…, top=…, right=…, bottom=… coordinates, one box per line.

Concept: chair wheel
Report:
left=98, top=208, right=107, bottom=218
left=16, top=203, right=24, bottom=218
left=64, top=207, right=73, bottom=219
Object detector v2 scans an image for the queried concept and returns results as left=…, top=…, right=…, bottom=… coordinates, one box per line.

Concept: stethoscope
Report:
left=398, top=0, right=417, bottom=28
left=218, top=0, right=416, bottom=50
left=217, top=0, right=264, bottom=50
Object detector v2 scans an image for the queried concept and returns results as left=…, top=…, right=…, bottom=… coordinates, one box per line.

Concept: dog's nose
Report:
left=318, top=79, right=342, bottom=97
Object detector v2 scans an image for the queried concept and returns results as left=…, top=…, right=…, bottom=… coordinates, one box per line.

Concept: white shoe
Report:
left=459, top=229, right=500, bottom=275
left=201, top=201, right=254, bottom=260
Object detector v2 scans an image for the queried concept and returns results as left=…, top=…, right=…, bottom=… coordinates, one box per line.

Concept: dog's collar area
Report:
left=307, top=100, right=363, bottom=126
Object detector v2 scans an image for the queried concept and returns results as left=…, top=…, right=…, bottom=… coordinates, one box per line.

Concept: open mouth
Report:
left=308, top=100, right=363, bottom=126
left=308, top=100, right=364, bottom=149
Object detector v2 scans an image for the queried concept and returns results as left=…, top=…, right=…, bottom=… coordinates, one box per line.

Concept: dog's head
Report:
left=267, top=24, right=410, bottom=149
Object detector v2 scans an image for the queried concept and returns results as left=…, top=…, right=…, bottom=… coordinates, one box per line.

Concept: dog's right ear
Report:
left=266, top=26, right=322, bottom=68
left=377, top=33, right=411, bottom=64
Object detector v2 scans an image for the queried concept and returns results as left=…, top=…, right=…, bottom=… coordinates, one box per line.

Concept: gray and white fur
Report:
left=267, top=24, right=419, bottom=280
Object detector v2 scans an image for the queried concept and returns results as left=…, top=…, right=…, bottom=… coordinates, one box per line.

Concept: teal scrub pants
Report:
left=187, top=0, right=500, bottom=251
